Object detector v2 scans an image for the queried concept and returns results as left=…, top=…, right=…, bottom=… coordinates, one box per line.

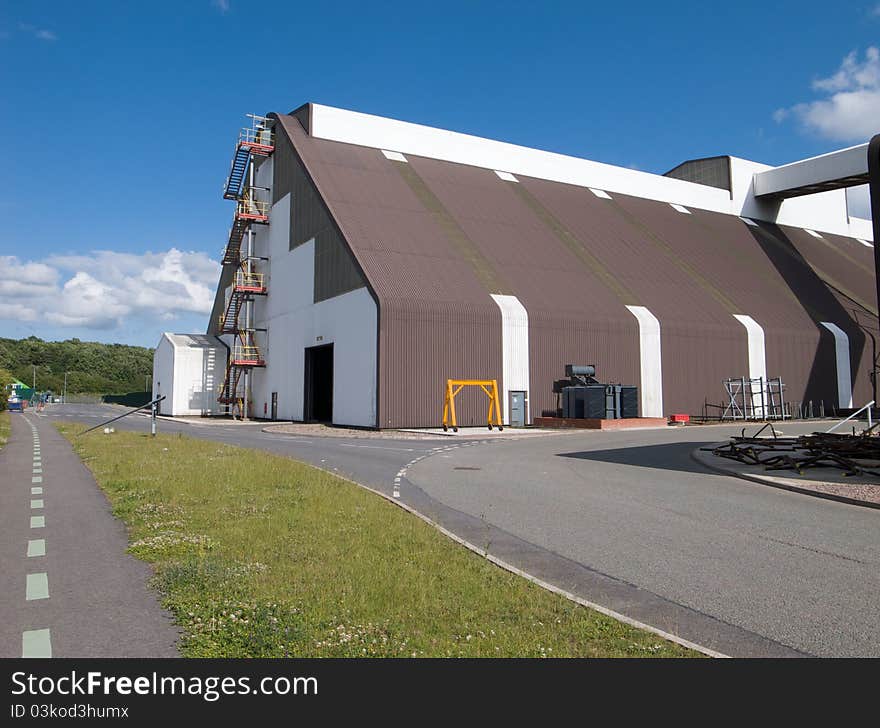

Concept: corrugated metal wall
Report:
left=664, top=156, right=732, bottom=192
left=379, top=299, right=502, bottom=428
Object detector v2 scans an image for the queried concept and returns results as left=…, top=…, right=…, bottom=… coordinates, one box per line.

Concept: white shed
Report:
left=151, top=333, right=226, bottom=416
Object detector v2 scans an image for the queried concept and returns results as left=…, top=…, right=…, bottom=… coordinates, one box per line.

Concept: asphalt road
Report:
left=0, top=410, right=179, bottom=657
left=407, top=426, right=880, bottom=658
left=41, top=403, right=880, bottom=657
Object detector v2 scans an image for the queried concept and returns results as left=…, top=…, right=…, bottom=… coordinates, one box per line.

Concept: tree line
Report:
left=0, top=336, right=154, bottom=396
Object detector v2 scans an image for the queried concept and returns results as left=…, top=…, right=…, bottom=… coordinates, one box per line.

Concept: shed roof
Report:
left=162, top=333, right=224, bottom=349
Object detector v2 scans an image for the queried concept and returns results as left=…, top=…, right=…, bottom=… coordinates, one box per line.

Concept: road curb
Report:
left=691, top=445, right=880, bottom=511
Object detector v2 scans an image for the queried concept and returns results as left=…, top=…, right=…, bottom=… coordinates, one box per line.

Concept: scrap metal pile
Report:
left=712, top=424, right=880, bottom=478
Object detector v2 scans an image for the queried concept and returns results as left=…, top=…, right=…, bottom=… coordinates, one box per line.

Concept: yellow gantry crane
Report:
left=442, top=379, right=504, bottom=432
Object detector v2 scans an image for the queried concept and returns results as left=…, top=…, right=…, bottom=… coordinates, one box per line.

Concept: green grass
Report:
left=0, top=410, right=10, bottom=449
left=59, top=424, right=696, bottom=658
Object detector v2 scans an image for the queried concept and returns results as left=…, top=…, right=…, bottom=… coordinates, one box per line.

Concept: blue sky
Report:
left=1, top=0, right=879, bottom=347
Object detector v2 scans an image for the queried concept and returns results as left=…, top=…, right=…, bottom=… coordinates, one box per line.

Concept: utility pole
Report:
left=32, top=365, right=36, bottom=390
left=243, top=159, right=255, bottom=422
left=870, top=135, right=880, bottom=334
left=63, top=372, right=68, bottom=404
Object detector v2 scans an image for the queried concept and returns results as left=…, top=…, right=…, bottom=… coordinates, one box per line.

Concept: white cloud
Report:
left=0, top=249, right=220, bottom=331
left=18, top=23, right=57, bottom=41
left=774, top=47, right=880, bottom=142
left=1, top=303, right=39, bottom=322
left=212, top=0, right=230, bottom=13
left=0, top=258, right=58, bottom=298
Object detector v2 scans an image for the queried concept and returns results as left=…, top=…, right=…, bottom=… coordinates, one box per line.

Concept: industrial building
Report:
left=153, top=103, right=879, bottom=428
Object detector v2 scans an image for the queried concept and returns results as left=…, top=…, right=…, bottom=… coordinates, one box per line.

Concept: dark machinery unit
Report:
left=619, top=384, right=638, bottom=418
left=553, top=365, right=638, bottom=419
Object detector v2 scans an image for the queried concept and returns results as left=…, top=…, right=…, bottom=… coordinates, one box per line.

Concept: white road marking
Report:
left=27, top=540, right=46, bottom=557
left=26, top=572, right=49, bottom=600
left=338, top=443, right=417, bottom=452
left=31, top=487, right=42, bottom=495
left=22, top=629, right=52, bottom=658
left=30, top=516, right=45, bottom=528
left=391, top=443, right=468, bottom=499
left=32, top=476, right=42, bottom=484
left=31, top=499, right=44, bottom=509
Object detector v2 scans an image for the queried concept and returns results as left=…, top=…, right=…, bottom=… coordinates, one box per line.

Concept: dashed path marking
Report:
left=22, top=417, right=53, bottom=656
left=338, top=443, right=417, bottom=452
left=391, top=441, right=487, bottom=498
left=22, top=629, right=52, bottom=658
left=26, top=573, right=49, bottom=601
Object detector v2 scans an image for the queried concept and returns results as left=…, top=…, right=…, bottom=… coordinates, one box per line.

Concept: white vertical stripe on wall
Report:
left=733, top=314, right=768, bottom=417
left=819, top=322, right=853, bottom=408
left=490, top=294, right=530, bottom=424
left=624, top=305, right=663, bottom=417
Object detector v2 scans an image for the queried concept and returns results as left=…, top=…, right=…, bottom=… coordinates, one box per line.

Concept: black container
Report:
left=562, top=386, right=607, bottom=419
left=562, top=384, right=640, bottom=419
left=619, top=386, right=638, bottom=418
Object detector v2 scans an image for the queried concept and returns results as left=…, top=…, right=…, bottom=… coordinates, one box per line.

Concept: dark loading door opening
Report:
left=304, top=343, right=334, bottom=423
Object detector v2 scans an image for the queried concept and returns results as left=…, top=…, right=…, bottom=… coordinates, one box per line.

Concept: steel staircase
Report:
left=218, top=364, right=244, bottom=405
left=223, top=116, right=275, bottom=200
left=222, top=214, right=250, bottom=265
left=216, top=115, right=274, bottom=414
left=223, top=145, right=251, bottom=200
left=218, top=292, right=241, bottom=335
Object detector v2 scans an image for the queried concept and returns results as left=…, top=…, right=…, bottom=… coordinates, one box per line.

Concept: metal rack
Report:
left=721, top=376, right=789, bottom=420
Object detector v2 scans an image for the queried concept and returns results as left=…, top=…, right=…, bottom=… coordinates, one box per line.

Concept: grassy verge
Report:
left=0, top=410, right=10, bottom=449
left=60, top=424, right=695, bottom=658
